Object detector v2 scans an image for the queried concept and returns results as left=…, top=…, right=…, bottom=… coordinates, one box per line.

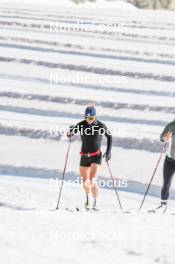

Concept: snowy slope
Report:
left=0, top=175, right=175, bottom=264
left=0, top=2, right=174, bottom=190
left=0, top=2, right=175, bottom=264
left=0, top=0, right=137, bottom=9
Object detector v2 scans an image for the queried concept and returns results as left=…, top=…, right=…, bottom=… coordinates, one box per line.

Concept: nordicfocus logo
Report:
left=49, top=125, right=128, bottom=137
left=49, top=73, right=128, bottom=86
left=49, top=230, right=127, bottom=242
left=49, top=21, right=128, bottom=33
left=49, top=178, right=128, bottom=189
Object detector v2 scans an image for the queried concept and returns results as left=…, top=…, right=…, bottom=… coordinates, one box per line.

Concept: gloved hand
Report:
left=67, top=125, right=74, bottom=138
left=163, top=132, right=173, bottom=141
left=103, top=151, right=111, bottom=162
left=67, top=132, right=72, bottom=138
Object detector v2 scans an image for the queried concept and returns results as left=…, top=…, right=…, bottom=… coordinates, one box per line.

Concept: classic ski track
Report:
left=1, top=41, right=175, bottom=66
left=1, top=13, right=175, bottom=31
left=0, top=73, right=175, bottom=97
left=0, top=124, right=164, bottom=152
left=0, top=87, right=174, bottom=113
left=1, top=22, right=175, bottom=45
left=0, top=56, right=175, bottom=82
left=1, top=35, right=175, bottom=60
left=0, top=104, right=169, bottom=127
left=1, top=7, right=175, bottom=30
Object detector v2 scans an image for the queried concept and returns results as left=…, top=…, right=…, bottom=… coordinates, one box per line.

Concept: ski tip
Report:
left=147, top=209, right=156, bottom=213
left=122, top=210, right=131, bottom=214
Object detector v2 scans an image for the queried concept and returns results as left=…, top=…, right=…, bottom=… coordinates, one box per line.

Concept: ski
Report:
left=147, top=209, right=167, bottom=214
left=147, top=203, right=168, bottom=214
left=66, top=207, right=102, bottom=213
left=65, top=207, right=131, bottom=214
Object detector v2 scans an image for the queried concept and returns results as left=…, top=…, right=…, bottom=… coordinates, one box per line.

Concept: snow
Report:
left=0, top=0, right=76, bottom=7
left=0, top=175, right=175, bottom=264
left=77, top=0, right=138, bottom=10
left=0, top=1, right=175, bottom=263
left=0, top=0, right=137, bottom=10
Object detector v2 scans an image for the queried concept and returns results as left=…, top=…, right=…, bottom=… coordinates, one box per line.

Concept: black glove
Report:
left=103, top=151, right=111, bottom=162
left=67, top=125, right=74, bottom=138
left=67, top=132, right=72, bottom=138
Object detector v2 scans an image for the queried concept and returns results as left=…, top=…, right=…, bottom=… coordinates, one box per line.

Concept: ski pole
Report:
left=106, top=160, right=123, bottom=211
left=56, top=136, right=72, bottom=210
left=138, top=142, right=168, bottom=212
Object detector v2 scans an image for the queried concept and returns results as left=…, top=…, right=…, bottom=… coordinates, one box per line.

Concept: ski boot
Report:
left=92, top=198, right=99, bottom=211
left=149, top=201, right=167, bottom=214
left=85, top=201, right=93, bottom=211
left=85, top=193, right=93, bottom=211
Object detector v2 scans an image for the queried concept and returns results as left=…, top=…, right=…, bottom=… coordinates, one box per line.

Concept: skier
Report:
left=67, top=106, right=112, bottom=211
left=156, top=119, right=175, bottom=212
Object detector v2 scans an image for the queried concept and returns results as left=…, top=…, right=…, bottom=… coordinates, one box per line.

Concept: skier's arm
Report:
left=160, top=122, right=175, bottom=142
left=105, top=130, right=112, bottom=153
left=102, top=123, right=112, bottom=161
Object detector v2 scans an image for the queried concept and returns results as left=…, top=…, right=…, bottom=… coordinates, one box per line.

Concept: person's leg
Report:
left=89, top=163, right=101, bottom=209
left=89, top=163, right=100, bottom=198
left=161, top=156, right=175, bottom=202
left=79, top=166, right=91, bottom=206
left=80, top=166, right=91, bottom=193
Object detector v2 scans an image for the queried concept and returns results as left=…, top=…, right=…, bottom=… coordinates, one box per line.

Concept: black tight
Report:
left=161, top=156, right=175, bottom=201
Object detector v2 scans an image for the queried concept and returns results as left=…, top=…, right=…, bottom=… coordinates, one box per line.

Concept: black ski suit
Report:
left=160, top=121, right=175, bottom=201
left=69, top=119, right=112, bottom=167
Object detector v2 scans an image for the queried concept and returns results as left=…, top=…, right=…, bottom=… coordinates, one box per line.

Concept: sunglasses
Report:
left=85, top=116, right=96, bottom=121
